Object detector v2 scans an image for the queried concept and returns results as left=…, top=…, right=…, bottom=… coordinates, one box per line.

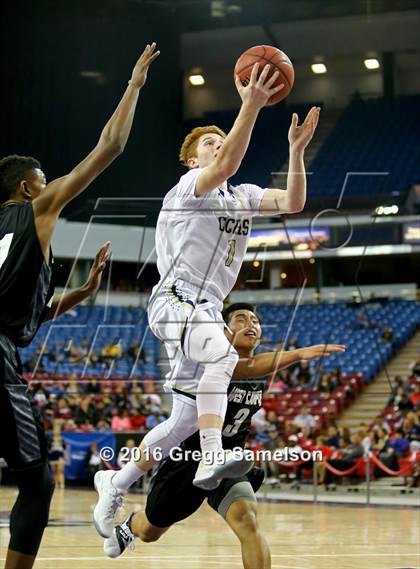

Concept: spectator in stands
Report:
left=381, top=326, right=393, bottom=343
left=402, top=412, right=420, bottom=451
left=23, top=353, right=43, bottom=373
left=100, top=340, right=122, bottom=366
left=338, top=426, right=351, bottom=445
left=96, top=419, right=111, bottom=432
left=288, top=337, right=299, bottom=350
left=387, top=387, right=413, bottom=411
left=398, top=391, right=415, bottom=413
left=44, top=393, right=58, bottom=415
left=389, top=429, right=410, bottom=457
left=295, top=435, right=332, bottom=487
left=409, top=384, right=420, bottom=407
left=51, top=340, right=65, bottom=364
left=371, top=428, right=389, bottom=454
left=324, top=432, right=364, bottom=488
left=86, top=442, right=103, bottom=481
left=94, top=399, right=113, bottom=424
left=251, top=407, right=269, bottom=441
left=268, top=369, right=288, bottom=393
left=65, top=373, right=83, bottom=396
left=370, top=427, right=399, bottom=475
left=266, top=410, right=280, bottom=431
left=330, top=367, right=342, bottom=386
left=142, top=394, right=162, bottom=415
left=408, top=353, right=420, bottom=376
left=33, top=386, right=48, bottom=408
left=285, top=434, right=305, bottom=488
left=111, top=408, right=132, bottom=431
left=43, top=409, right=55, bottom=432
left=145, top=410, right=166, bottom=430
left=75, top=395, right=98, bottom=427
left=85, top=378, right=101, bottom=395
left=353, top=309, right=373, bottom=330
left=130, top=409, right=146, bottom=431
left=325, top=426, right=340, bottom=449
left=55, top=398, right=73, bottom=421
left=318, top=373, right=334, bottom=394
left=63, top=418, right=78, bottom=432
left=293, top=405, right=316, bottom=437
left=294, top=361, right=314, bottom=387
left=63, top=339, right=77, bottom=362
left=117, top=438, right=137, bottom=468
left=128, top=386, right=145, bottom=411
left=357, top=426, right=371, bottom=453
left=126, top=340, right=146, bottom=365
left=264, top=426, right=281, bottom=484
left=392, top=375, right=411, bottom=395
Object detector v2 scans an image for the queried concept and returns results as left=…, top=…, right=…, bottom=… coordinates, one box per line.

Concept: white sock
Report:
left=112, top=460, right=144, bottom=491
left=200, top=428, right=222, bottom=454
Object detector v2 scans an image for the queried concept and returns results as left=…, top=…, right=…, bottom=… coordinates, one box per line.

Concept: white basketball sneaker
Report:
left=93, top=470, right=126, bottom=538
left=104, top=514, right=136, bottom=558
left=193, top=449, right=254, bottom=491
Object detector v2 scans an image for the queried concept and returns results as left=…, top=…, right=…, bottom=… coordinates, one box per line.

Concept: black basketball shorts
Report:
left=0, top=333, right=48, bottom=470
left=145, top=454, right=264, bottom=528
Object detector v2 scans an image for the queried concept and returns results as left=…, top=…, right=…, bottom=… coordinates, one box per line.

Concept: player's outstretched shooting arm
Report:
left=32, top=43, right=159, bottom=257
left=259, top=106, right=320, bottom=215
left=195, top=63, right=284, bottom=196
left=42, top=242, right=111, bottom=322
left=233, top=339, right=345, bottom=380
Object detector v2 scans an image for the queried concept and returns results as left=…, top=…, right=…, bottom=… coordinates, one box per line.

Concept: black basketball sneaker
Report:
left=103, top=514, right=136, bottom=558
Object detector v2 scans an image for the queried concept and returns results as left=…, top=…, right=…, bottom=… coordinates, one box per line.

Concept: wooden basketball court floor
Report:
left=1, top=487, right=419, bottom=569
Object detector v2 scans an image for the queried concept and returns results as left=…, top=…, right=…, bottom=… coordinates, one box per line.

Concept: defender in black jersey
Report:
left=104, top=303, right=345, bottom=569
left=0, top=44, right=159, bottom=569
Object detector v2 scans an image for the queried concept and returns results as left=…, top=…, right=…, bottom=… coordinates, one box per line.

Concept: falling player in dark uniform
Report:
left=0, top=44, right=159, bottom=569
left=104, top=303, right=345, bottom=569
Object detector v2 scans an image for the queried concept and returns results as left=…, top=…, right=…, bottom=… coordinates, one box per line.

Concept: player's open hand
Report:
left=83, top=242, right=111, bottom=294
left=298, top=344, right=346, bottom=361
left=288, top=106, right=320, bottom=152
left=235, top=63, right=284, bottom=110
left=130, top=43, right=160, bottom=89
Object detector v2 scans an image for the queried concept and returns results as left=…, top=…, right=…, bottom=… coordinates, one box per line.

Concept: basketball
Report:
left=234, top=45, right=295, bottom=105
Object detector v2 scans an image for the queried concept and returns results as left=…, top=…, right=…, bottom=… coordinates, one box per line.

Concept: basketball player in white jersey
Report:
left=93, top=63, right=320, bottom=539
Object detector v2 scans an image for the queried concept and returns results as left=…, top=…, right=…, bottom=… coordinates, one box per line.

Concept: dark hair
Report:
left=222, top=302, right=259, bottom=325
left=0, top=154, right=41, bottom=204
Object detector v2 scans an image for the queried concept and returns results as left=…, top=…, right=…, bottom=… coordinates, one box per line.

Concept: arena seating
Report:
left=257, top=299, right=420, bottom=381
left=309, top=95, right=420, bottom=200
left=20, top=305, right=161, bottom=378
left=185, top=95, right=420, bottom=202
left=262, top=372, right=364, bottom=432
left=20, top=300, right=419, bottom=385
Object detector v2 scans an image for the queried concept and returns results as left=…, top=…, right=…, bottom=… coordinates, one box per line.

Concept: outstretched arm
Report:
left=195, top=64, right=284, bottom=196
left=33, top=44, right=159, bottom=255
left=233, top=343, right=345, bottom=380
left=42, top=242, right=110, bottom=322
left=259, top=106, right=320, bottom=215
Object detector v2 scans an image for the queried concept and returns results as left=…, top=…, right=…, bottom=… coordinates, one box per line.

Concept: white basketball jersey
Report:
left=154, top=168, right=267, bottom=303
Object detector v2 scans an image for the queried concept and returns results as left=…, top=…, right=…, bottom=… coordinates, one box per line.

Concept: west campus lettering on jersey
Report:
left=228, top=385, right=263, bottom=406
left=218, top=216, right=250, bottom=236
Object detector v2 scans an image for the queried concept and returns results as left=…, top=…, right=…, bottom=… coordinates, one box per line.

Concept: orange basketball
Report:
left=234, top=45, right=294, bottom=106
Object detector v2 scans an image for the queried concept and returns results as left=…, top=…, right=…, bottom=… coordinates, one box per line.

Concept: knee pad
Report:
left=9, top=462, right=55, bottom=555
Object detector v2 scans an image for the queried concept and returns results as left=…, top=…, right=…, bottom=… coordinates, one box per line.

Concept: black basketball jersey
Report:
left=183, top=377, right=266, bottom=452
left=0, top=203, right=55, bottom=347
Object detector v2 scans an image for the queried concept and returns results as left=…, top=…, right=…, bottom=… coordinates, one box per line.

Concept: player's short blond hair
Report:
left=179, top=125, right=227, bottom=167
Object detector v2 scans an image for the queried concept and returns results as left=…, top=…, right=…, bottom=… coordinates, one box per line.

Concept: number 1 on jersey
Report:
left=225, top=239, right=236, bottom=267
